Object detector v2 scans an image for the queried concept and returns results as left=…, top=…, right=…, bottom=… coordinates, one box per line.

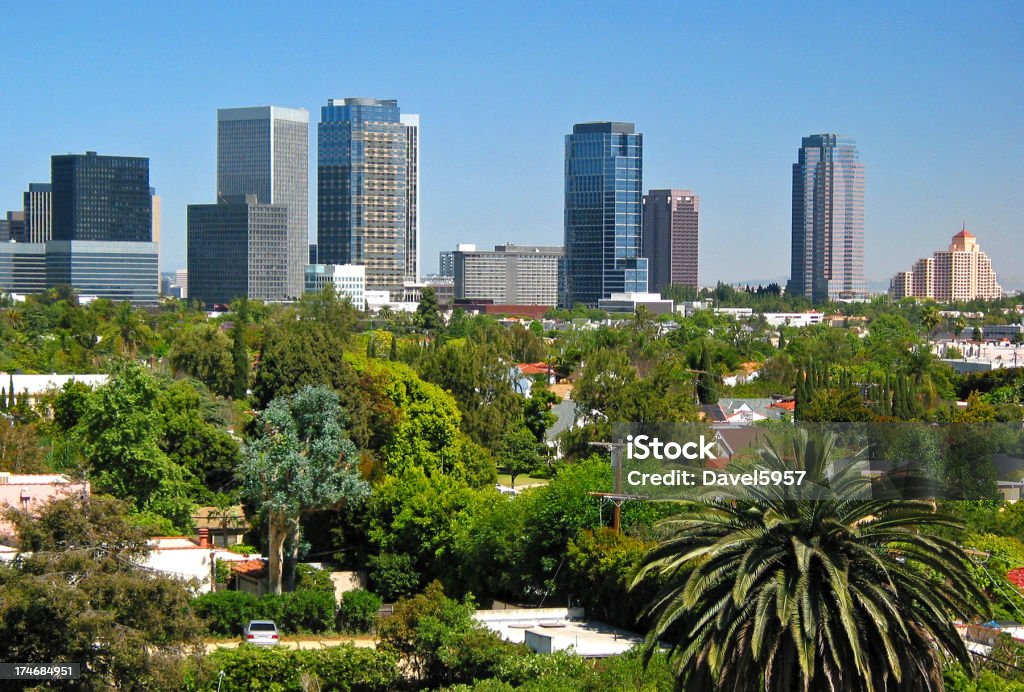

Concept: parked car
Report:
left=242, top=620, right=280, bottom=646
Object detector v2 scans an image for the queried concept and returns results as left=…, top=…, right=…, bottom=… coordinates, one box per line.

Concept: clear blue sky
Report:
left=1, top=1, right=1021, bottom=288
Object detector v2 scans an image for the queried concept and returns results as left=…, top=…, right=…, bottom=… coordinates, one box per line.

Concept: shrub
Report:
left=339, top=589, right=382, bottom=633
left=193, top=646, right=400, bottom=692
left=307, top=645, right=401, bottom=691
left=368, top=552, right=419, bottom=601
left=191, top=590, right=260, bottom=636
left=279, top=589, right=335, bottom=633
left=295, top=563, right=336, bottom=594
left=226, top=543, right=258, bottom=555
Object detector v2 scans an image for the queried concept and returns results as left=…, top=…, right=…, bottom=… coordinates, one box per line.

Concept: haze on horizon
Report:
left=0, top=2, right=1021, bottom=290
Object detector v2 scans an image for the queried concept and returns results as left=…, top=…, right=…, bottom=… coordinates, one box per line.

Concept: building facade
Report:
left=187, top=196, right=289, bottom=307
left=0, top=212, right=25, bottom=243
left=563, top=122, right=646, bottom=307
left=788, top=134, right=866, bottom=303
left=304, top=263, right=366, bottom=310
left=318, top=98, right=415, bottom=298
left=439, top=250, right=454, bottom=278
left=23, top=183, right=51, bottom=243
left=455, top=244, right=563, bottom=306
left=217, top=106, right=309, bottom=299
left=642, top=189, right=699, bottom=292
left=401, top=113, right=420, bottom=283
left=0, top=242, right=47, bottom=294
left=889, top=229, right=1002, bottom=302
left=45, top=240, right=159, bottom=303
left=51, top=152, right=152, bottom=242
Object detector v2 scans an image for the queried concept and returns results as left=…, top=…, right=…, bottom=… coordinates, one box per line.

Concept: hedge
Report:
left=192, top=589, right=335, bottom=636
left=191, top=645, right=400, bottom=692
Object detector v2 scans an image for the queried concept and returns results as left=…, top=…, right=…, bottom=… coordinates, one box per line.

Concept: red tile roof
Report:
left=518, top=362, right=552, bottom=376
left=230, top=559, right=267, bottom=577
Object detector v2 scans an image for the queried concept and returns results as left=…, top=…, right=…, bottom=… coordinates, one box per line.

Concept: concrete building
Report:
left=0, top=212, right=26, bottom=243
left=304, top=263, right=366, bottom=310
left=401, top=113, right=420, bottom=283
left=455, top=244, right=563, bottom=306
left=187, top=195, right=289, bottom=307
left=0, top=473, right=91, bottom=542
left=642, top=189, right=699, bottom=292
left=217, top=106, right=309, bottom=299
left=439, top=250, right=455, bottom=278
left=788, top=134, right=866, bottom=302
left=23, top=184, right=51, bottom=243
left=151, top=189, right=161, bottom=244
left=762, top=311, right=825, bottom=327
left=563, top=122, right=647, bottom=307
left=174, top=268, right=188, bottom=299
left=318, top=98, right=414, bottom=298
left=597, top=292, right=674, bottom=315
left=889, top=229, right=1002, bottom=302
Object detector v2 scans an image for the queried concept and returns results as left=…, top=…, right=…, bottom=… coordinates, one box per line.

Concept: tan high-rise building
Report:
left=889, top=228, right=1002, bottom=301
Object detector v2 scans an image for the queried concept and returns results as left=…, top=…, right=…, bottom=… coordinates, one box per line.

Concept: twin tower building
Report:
left=187, top=99, right=419, bottom=308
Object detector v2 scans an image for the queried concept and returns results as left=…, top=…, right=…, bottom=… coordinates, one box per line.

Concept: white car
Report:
left=242, top=620, right=280, bottom=646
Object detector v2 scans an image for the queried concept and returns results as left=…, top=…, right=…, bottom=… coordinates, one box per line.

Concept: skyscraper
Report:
left=23, top=183, right=51, bottom=243
left=317, top=98, right=409, bottom=298
left=187, top=195, right=289, bottom=307
left=47, top=152, right=158, bottom=304
left=401, top=113, right=420, bottom=284
left=788, top=134, right=866, bottom=303
left=51, top=152, right=151, bottom=241
left=642, top=189, right=699, bottom=292
left=563, top=122, right=646, bottom=308
left=217, top=106, right=309, bottom=299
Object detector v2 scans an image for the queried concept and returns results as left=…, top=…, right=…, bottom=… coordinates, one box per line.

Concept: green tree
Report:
left=378, top=581, right=513, bottom=687
left=633, top=432, right=989, bottom=691
left=77, top=362, right=195, bottom=529
left=697, top=342, right=720, bottom=405
left=240, top=385, right=369, bottom=594
left=523, top=387, right=559, bottom=443
left=230, top=296, right=250, bottom=399
left=921, top=304, right=942, bottom=337
left=0, top=495, right=204, bottom=689
left=497, top=426, right=544, bottom=488
left=415, top=286, right=445, bottom=332
left=168, top=322, right=234, bottom=397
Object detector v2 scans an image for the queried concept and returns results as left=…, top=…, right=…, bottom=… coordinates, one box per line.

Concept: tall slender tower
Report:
left=317, top=98, right=409, bottom=298
left=788, top=134, right=865, bottom=303
left=642, top=189, right=699, bottom=292
left=401, top=113, right=420, bottom=284
left=23, top=183, right=52, bottom=243
left=217, top=106, right=309, bottom=299
left=563, top=121, right=646, bottom=308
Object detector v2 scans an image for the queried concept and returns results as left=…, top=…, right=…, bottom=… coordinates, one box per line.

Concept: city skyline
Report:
left=0, top=3, right=1021, bottom=289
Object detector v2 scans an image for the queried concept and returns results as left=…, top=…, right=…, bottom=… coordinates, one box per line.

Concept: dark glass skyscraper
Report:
left=187, top=195, right=289, bottom=308
left=563, top=122, right=646, bottom=308
left=51, top=152, right=151, bottom=241
left=788, top=134, right=866, bottom=303
left=318, top=98, right=415, bottom=298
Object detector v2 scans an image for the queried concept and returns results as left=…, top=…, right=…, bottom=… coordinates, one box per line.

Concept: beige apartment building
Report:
left=890, top=229, right=1002, bottom=302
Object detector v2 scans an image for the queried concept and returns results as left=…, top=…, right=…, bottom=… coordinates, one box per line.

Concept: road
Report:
left=205, top=637, right=376, bottom=653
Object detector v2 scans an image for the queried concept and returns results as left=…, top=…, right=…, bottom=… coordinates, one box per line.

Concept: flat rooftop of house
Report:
left=475, top=608, right=644, bottom=658
left=0, top=473, right=83, bottom=485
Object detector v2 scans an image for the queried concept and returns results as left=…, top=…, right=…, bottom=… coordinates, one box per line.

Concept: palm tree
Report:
left=920, top=304, right=941, bottom=339
left=633, top=430, right=988, bottom=691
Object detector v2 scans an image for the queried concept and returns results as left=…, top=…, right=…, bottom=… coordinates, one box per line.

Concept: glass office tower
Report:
left=217, top=106, right=309, bottom=300
left=51, top=152, right=151, bottom=242
left=318, top=98, right=409, bottom=298
left=563, top=122, right=647, bottom=308
left=788, top=134, right=866, bottom=303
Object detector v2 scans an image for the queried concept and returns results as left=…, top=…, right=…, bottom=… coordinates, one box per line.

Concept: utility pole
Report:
left=587, top=440, right=645, bottom=533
